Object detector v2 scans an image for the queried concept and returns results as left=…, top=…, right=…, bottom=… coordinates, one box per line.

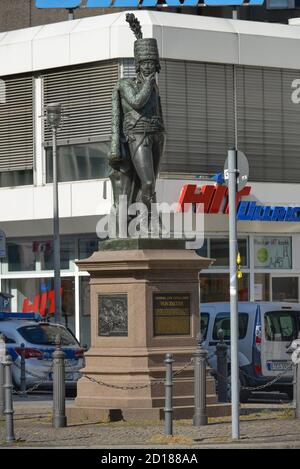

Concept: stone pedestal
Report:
left=68, top=241, right=230, bottom=422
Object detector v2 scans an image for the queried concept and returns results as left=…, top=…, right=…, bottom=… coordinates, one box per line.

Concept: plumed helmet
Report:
left=126, top=13, right=160, bottom=71
left=134, top=38, right=159, bottom=64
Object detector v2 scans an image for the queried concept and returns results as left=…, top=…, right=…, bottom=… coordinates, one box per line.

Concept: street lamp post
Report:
left=46, top=103, right=62, bottom=324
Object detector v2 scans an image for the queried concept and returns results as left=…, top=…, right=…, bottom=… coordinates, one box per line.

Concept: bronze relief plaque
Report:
left=98, top=294, right=128, bottom=337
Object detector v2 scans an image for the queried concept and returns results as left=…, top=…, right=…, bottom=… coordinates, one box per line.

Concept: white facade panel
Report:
left=32, top=35, right=71, bottom=71
left=0, top=180, right=112, bottom=223
left=71, top=180, right=111, bottom=217
left=161, top=27, right=237, bottom=64
left=33, top=184, right=72, bottom=220
left=0, top=179, right=300, bottom=226
left=0, top=26, right=41, bottom=45
left=0, top=42, right=33, bottom=76
left=69, top=27, right=110, bottom=65
left=0, top=187, right=34, bottom=221
left=239, top=35, right=300, bottom=70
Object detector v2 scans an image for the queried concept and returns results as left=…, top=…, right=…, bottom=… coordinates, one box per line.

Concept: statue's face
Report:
left=139, top=59, right=156, bottom=77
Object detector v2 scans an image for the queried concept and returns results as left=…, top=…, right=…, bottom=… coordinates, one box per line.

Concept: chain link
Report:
left=240, top=363, right=293, bottom=391
left=84, top=358, right=194, bottom=391
left=13, top=359, right=81, bottom=395
left=213, top=362, right=294, bottom=392
left=12, top=359, right=54, bottom=395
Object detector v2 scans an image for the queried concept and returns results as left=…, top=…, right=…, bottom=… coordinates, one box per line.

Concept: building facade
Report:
left=2, top=11, right=300, bottom=345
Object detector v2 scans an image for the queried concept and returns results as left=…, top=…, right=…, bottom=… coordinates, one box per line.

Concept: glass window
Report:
left=46, top=142, right=109, bottom=183
left=272, top=277, right=298, bottom=302
left=264, top=311, right=298, bottom=342
left=39, top=239, right=75, bottom=271
left=254, top=236, right=292, bottom=269
left=200, top=273, right=249, bottom=302
left=79, top=239, right=99, bottom=260
left=212, top=313, right=249, bottom=340
left=210, top=238, right=248, bottom=267
left=18, top=324, right=77, bottom=346
left=0, top=170, right=33, bottom=188
left=254, top=273, right=270, bottom=301
left=5, top=238, right=75, bottom=272
left=200, top=312, right=209, bottom=340
left=7, top=241, right=36, bottom=272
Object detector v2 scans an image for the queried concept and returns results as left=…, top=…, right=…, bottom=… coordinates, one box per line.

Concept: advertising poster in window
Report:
left=254, top=236, right=292, bottom=269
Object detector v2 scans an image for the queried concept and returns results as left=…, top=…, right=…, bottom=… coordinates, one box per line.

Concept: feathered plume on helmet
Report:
left=125, top=13, right=160, bottom=72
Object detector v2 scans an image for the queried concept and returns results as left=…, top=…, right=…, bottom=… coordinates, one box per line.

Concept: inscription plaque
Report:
left=153, top=292, right=190, bottom=336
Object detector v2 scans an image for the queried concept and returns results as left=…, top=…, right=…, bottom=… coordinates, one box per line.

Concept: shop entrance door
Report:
left=271, top=276, right=299, bottom=303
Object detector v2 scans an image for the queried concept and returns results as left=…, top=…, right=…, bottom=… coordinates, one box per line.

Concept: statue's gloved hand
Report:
left=145, top=72, right=156, bottom=88
left=109, top=153, right=123, bottom=165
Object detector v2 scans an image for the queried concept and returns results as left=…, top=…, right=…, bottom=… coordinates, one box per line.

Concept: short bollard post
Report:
left=52, top=334, right=67, bottom=428
left=193, top=334, right=208, bottom=426
left=20, top=343, right=27, bottom=396
left=0, top=333, right=5, bottom=417
left=293, top=363, right=297, bottom=407
left=3, top=355, right=15, bottom=442
left=216, top=329, right=228, bottom=403
left=164, top=353, right=174, bottom=436
left=0, top=362, right=4, bottom=417
left=296, top=363, right=300, bottom=419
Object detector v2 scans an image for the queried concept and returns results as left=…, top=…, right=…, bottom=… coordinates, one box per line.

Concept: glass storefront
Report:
left=200, top=235, right=299, bottom=304
left=1, top=235, right=98, bottom=348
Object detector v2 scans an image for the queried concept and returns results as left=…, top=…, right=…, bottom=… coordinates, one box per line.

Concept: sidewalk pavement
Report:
left=0, top=397, right=299, bottom=449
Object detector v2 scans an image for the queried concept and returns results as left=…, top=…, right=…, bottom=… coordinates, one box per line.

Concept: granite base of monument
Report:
left=67, top=241, right=230, bottom=422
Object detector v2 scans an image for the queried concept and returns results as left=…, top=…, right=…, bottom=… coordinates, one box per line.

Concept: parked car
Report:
left=200, top=302, right=300, bottom=401
left=0, top=312, right=85, bottom=390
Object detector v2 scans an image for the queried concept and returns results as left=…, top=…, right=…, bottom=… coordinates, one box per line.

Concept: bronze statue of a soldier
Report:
left=108, top=13, right=165, bottom=233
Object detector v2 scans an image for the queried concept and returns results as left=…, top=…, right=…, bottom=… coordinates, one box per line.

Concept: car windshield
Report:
left=17, top=324, right=78, bottom=346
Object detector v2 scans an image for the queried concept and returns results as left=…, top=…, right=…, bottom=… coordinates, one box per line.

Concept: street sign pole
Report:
left=228, top=148, right=240, bottom=439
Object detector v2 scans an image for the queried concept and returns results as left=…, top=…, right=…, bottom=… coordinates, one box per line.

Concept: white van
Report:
left=200, top=302, right=300, bottom=401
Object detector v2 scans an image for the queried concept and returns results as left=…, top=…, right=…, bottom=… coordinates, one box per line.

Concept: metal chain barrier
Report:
left=240, top=363, right=293, bottom=392
left=12, top=359, right=54, bottom=395
left=85, top=358, right=193, bottom=391
left=212, top=364, right=293, bottom=392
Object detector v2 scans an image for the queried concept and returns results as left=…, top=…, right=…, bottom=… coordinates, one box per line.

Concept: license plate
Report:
left=266, top=361, right=290, bottom=371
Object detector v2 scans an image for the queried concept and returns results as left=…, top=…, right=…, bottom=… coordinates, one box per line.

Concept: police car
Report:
left=0, top=312, right=85, bottom=390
